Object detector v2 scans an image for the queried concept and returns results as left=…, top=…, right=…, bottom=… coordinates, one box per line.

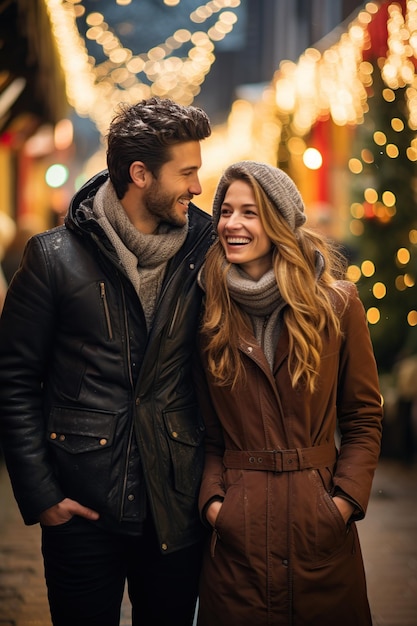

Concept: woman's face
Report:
left=217, top=179, right=273, bottom=280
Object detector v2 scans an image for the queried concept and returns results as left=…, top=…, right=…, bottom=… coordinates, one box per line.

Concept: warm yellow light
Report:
left=86, top=13, right=104, bottom=26
left=397, top=248, right=411, bottom=264
left=347, top=265, right=362, bottom=282
left=361, top=148, right=374, bottom=163
left=287, top=137, right=306, bottom=155
left=372, top=282, right=386, bottom=298
left=391, top=117, right=405, bottom=131
left=406, top=146, right=417, bottom=161
left=362, top=260, right=376, bottom=277
left=54, top=118, right=73, bottom=151
left=409, top=229, right=417, bottom=244
left=348, top=158, right=363, bottom=173
left=364, top=188, right=378, bottom=203
left=303, top=147, right=322, bottom=170
left=404, top=273, right=415, bottom=287
left=373, top=131, right=387, bottom=145
left=350, top=220, right=364, bottom=236
left=395, top=275, right=407, bottom=291
left=382, top=190, right=396, bottom=206
left=275, top=79, right=296, bottom=112
left=367, top=307, right=380, bottom=324
left=386, top=143, right=399, bottom=157
left=382, top=88, right=395, bottom=102
left=408, top=310, right=417, bottom=326
left=350, top=202, right=365, bottom=218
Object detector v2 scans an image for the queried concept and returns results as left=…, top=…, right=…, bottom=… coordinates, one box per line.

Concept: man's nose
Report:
left=189, top=174, right=202, bottom=196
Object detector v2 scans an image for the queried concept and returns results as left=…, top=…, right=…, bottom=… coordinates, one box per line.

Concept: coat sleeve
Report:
left=333, top=282, right=383, bottom=519
left=193, top=345, right=226, bottom=518
left=0, top=236, right=65, bottom=524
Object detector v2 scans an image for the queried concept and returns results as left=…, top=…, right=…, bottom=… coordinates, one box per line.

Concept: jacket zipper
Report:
left=119, top=283, right=135, bottom=521
left=100, top=282, right=113, bottom=340
left=167, top=297, right=181, bottom=338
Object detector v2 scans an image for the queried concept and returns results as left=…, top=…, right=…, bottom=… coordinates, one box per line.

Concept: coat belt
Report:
left=223, top=442, right=336, bottom=472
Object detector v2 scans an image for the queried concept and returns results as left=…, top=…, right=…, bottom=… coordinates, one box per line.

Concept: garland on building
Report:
left=264, top=0, right=417, bottom=372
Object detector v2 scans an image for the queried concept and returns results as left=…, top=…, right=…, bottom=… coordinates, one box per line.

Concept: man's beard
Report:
left=144, top=180, right=188, bottom=228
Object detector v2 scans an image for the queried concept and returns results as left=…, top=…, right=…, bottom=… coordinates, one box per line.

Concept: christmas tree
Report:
left=348, top=63, right=417, bottom=372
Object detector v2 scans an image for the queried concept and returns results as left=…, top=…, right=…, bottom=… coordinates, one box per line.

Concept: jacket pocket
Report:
left=47, top=406, right=117, bottom=453
left=46, top=406, right=118, bottom=510
left=163, top=406, right=205, bottom=498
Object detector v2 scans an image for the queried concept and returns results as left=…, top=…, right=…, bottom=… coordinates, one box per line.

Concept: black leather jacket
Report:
left=0, top=170, right=215, bottom=553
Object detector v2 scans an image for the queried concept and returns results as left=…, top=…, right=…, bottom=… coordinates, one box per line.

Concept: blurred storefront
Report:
left=0, top=0, right=70, bottom=236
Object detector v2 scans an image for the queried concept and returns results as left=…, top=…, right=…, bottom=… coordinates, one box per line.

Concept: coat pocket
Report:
left=293, top=469, right=350, bottom=567
left=163, top=406, right=205, bottom=498
left=212, top=479, right=249, bottom=564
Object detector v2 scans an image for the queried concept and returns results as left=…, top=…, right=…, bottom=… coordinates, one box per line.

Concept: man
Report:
left=0, top=97, right=213, bottom=626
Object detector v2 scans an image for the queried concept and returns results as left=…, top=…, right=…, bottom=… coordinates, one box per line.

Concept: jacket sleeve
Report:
left=0, top=236, right=65, bottom=524
left=333, top=282, right=383, bottom=520
left=192, top=346, right=226, bottom=519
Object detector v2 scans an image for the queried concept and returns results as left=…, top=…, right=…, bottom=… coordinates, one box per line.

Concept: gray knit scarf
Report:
left=93, top=180, right=188, bottom=330
left=223, top=264, right=286, bottom=370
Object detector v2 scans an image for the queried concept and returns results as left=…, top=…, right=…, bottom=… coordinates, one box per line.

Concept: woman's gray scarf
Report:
left=223, top=251, right=325, bottom=369
left=223, top=264, right=286, bottom=370
left=93, top=180, right=188, bottom=330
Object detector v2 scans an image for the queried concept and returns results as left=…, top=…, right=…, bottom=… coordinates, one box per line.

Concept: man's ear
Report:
left=129, top=161, right=148, bottom=188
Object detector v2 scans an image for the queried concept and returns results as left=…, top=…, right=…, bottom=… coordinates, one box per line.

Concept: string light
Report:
left=43, top=0, right=241, bottom=134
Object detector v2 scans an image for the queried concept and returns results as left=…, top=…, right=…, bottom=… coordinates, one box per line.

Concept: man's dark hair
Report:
left=106, top=97, right=211, bottom=198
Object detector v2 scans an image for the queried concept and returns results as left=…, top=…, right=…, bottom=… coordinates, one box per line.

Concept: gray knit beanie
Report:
left=212, top=161, right=306, bottom=232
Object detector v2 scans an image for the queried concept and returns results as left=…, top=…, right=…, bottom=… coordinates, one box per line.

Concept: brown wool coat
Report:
left=196, top=282, right=383, bottom=626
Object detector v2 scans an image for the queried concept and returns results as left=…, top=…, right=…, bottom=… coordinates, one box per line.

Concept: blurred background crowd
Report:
left=0, top=0, right=416, bottom=465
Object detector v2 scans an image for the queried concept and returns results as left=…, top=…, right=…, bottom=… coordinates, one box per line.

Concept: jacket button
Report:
left=50, top=432, right=57, bottom=440
left=99, top=438, right=107, bottom=446
left=282, top=559, right=289, bottom=567
left=161, top=543, right=168, bottom=551
left=189, top=263, right=195, bottom=270
left=59, top=435, right=66, bottom=442
left=247, top=346, right=253, bottom=353
left=127, top=494, right=135, bottom=501
left=172, top=431, right=178, bottom=438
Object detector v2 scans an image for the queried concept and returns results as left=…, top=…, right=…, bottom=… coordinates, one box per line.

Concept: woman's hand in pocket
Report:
left=206, top=500, right=223, bottom=527
left=332, top=496, right=355, bottom=524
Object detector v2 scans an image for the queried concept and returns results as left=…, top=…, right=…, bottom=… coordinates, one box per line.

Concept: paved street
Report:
left=0, top=455, right=416, bottom=626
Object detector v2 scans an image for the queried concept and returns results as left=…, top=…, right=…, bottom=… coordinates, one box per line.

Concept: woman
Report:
left=196, top=161, right=383, bottom=626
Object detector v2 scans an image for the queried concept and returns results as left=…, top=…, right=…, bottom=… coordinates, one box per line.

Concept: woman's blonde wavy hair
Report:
left=201, top=170, right=349, bottom=393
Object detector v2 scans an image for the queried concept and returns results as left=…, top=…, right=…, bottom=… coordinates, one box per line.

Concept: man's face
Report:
left=144, top=141, right=203, bottom=227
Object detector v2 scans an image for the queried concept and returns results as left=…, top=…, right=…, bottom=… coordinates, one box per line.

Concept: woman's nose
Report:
left=225, top=213, right=242, bottom=229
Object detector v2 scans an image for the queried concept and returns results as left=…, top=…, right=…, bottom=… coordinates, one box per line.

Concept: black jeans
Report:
left=41, top=516, right=203, bottom=626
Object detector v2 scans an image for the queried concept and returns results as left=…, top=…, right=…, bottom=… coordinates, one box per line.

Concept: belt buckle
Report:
left=272, top=449, right=283, bottom=473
